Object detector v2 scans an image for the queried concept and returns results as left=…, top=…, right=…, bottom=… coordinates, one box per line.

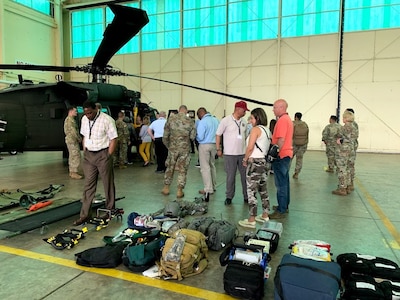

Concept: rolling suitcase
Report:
left=274, top=254, right=341, bottom=300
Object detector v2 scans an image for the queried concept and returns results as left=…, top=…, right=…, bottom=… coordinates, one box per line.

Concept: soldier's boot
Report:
left=347, top=184, right=354, bottom=194
left=332, top=188, right=347, bottom=196
left=326, top=167, right=334, bottom=173
left=292, top=173, right=299, bottom=179
left=161, top=185, right=170, bottom=195
left=70, top=172, right=83, bottom=180
left=119, top=163, right=127, bottom=169
left=177, top=187, right=184, bottom=198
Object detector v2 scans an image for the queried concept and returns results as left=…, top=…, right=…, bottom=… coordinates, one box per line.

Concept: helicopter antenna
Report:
left=123, top=72, right=273, bottom=106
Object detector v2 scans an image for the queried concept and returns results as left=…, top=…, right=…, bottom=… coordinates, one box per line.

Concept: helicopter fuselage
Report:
left=0, top=81, right=153, bottom=153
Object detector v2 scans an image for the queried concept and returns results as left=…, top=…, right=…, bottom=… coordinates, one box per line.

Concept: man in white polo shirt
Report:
left=147, top=111, right=167, bottom=173
left=216, top=101, right=249, bottom=205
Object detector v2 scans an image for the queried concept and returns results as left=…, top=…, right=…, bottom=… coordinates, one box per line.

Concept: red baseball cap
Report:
left=235, top=101, right=249, bottom=111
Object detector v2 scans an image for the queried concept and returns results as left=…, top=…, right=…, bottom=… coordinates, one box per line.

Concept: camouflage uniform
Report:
left=246, top=158, right=270, bottom=217
left=64, top=115, right=82, bottom=173
left=115, top=118, right=130, bottom=167
left=322, top=122, right=341, bottom=171
left=163, top=112, right=196, bottom=189
left=292, top=120, right=309, bottom=175
left=348, top=121, right=359, bottom=185
left=335, top=123, right=358, bottom=190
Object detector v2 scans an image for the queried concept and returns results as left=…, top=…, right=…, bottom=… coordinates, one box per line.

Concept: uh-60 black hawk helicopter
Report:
left=0, top=4, right=271, bottom=156
left=0, top=4, right=155, bottom=155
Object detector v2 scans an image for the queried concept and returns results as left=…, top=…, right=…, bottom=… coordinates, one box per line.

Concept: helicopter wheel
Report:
left=9, top=150, right=17, bottom=155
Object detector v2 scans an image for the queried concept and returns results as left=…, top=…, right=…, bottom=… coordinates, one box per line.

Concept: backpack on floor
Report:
left=159, top=229, right=208, bottom=280
left=122, top=230, right=167, bottom=272
left=206, top=219, right=237, bottom=251
left=75, top=243, right=126, bottom=268
left=220, top=243, right=270, bottom=300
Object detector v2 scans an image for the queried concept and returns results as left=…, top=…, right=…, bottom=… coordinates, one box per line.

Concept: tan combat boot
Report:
left=70, top=172, right=83, bottom=180
left=347, top=184, right=354, bottom=194
left=332, top=188, right=347, bottom=196
left=292, top=173, right=298, bottom=179
left=326, top=167, right=334, bottom=173
left=161, top=185, right=170, bottom=195
left=176, top=187, right=184, bottom=198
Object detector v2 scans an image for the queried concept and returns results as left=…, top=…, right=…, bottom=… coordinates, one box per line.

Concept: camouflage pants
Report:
left=66, top=141, right=81, bottom=173
left=326, top=143, right=337, bottom=170
left=348, top=149, right=356, bottom=184
left=164, top=150, right=191, bottom=188
left=292, top=144, right=307, bottom=174
left=335, top=148, right=351, bottom=188
left=115, top=140, right=128, bottom=165
left=246, top=158, right=269, bottom=217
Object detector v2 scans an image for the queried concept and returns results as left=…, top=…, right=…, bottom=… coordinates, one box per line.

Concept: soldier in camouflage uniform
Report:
left=115, top=111, right=130, bottom=169
left=332, top=111, right=359, bottom=196
left=64, top=106, right=82, bottom=179
left=291, top=112, right=309, bottom=179
left=161, top=105, right=196, bottom=198
left=322, top=115, right=341, bottom=172
left=346, top=108, right=359, bottom=192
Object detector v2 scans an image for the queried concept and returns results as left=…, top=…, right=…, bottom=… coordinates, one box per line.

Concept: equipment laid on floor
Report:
left=87, top=207, right=124, bottom=231
left=220, top=243, right=270, bottom=300
left=43, top=228, right=86, bottom=250
left=274, top=253, right=341, bottom=300
left=18, top=184, right=64, bottom=208
left=337, top=253, right=400, bottom=299
left=75, top=243, right=127, bottom=268
left=122, top=230, right=167, bottom=272
left=159, top=228, right=208, bottom=280
left=27, top=200, right=53, bottom=212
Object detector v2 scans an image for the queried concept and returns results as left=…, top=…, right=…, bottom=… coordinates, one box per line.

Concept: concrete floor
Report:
left=0, top=150, right=399, bottom=300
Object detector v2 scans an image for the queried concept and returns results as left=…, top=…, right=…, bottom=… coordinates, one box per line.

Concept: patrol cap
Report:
left=235, top=101, right=249, bottom=111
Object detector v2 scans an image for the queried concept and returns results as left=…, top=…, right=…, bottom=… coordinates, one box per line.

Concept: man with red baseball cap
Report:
left=215, top=100, right=250, bottom=205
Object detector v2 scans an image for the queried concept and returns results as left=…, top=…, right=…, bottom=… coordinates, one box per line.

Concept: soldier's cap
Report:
left=235, top=101, right=249, bottom=111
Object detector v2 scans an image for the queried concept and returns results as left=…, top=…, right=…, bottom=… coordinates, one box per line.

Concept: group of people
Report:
left=322, top=109, right=359, bottom=196
left=64, top=98, right=358, bottom=227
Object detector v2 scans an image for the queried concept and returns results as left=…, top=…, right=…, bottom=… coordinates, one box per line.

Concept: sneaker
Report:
left=195, top=164, right=200, bottom=168
left=224, top=198, right=232, bottom=205
left=255, top=215, right=270, bottom=223
left=244, top=198, right=249, bottom=203
left=269, top=211, right=286, bottom=219
left=238, top=219, right=256, bottom=229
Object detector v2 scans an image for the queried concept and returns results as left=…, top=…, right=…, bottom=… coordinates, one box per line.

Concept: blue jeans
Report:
left=272, top=156, right=291, bottom=213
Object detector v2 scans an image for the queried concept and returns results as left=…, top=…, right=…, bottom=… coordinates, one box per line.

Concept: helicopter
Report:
left=0, top=4, right=154, bottom=155
left=0, top=4, right=272, bottom=155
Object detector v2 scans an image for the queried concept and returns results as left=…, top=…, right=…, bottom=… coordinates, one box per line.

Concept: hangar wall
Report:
left=71, top=28, right=400, bottom=153
left=0, top=0, right=63, bottom=84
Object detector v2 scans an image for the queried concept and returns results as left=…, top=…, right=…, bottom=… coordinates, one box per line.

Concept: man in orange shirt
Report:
left=269, top=99, right=293, bottom=219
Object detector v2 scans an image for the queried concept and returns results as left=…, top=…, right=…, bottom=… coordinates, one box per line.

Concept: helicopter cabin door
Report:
left=0, top=103, right=27, bottom=152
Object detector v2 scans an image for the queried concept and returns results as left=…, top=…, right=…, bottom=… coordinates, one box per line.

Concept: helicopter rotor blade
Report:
left=124, top=73, right=273, bottom=106
left=91, top=5, right=149, bottom=73
left=0, top=64, right=75, bottom=73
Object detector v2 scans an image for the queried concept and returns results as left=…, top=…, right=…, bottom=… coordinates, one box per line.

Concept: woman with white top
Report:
left=238, top=108, right=271, bottom=229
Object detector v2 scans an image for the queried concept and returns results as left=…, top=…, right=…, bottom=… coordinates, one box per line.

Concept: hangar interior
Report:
left=0, top=1, right=399, bottom=299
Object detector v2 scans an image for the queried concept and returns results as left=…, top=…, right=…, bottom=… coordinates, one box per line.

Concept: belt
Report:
left=155, top=137, right=163, bottom=140
left=87, top=148, right=108, bottom=153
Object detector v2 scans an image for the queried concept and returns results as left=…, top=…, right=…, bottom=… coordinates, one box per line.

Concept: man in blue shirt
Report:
left=196, top=107, right=219, bottom=198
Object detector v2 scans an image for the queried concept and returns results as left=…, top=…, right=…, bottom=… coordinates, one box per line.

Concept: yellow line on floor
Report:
left=0, top=244, right=233, bottom=299
left=356, top=178, right=400, bottom=249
